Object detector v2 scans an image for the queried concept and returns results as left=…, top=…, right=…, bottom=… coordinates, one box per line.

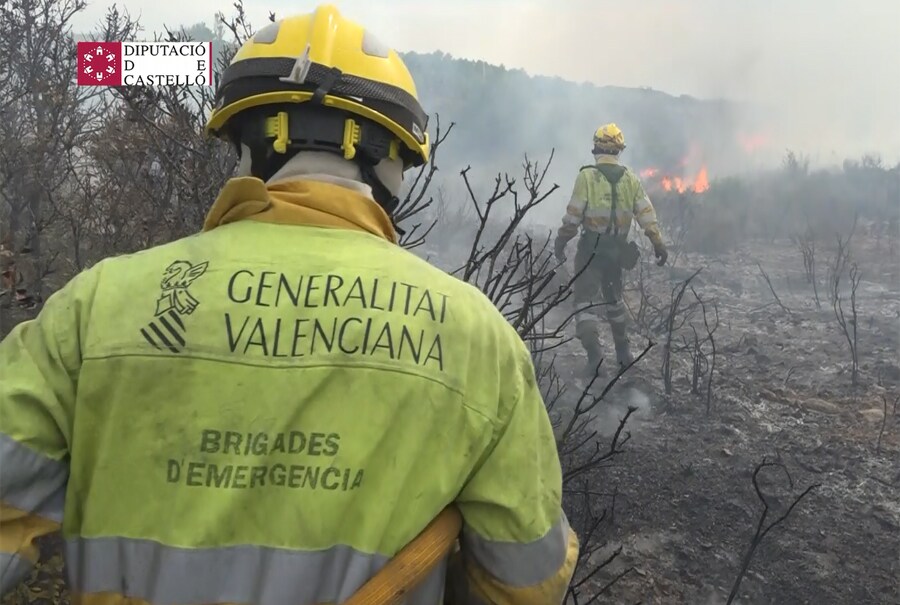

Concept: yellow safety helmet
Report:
left=593, top=123, right=626, bottom=153
left=206, top=5, right=429, bottom=168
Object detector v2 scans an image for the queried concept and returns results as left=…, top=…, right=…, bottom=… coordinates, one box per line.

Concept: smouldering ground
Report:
left=553, top=233, right=900, bottom=604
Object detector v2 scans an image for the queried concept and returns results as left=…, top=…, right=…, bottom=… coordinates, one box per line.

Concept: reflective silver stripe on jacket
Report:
left=66, top=536, right=446, bottom=605
left=460, top=511, right=570, bottom=587
left=0, top=432, right=67, bottom=522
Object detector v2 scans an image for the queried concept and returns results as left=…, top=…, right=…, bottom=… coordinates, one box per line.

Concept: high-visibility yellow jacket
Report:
left=0, top=177, right=579, bottom=605
left=557, top=155, right=661, bottom=244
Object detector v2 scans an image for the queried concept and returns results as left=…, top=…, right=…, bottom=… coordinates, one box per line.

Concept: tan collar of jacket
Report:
left=594, top=154, right=620, bottom=165
left=203, top=177, right=398, bottom=244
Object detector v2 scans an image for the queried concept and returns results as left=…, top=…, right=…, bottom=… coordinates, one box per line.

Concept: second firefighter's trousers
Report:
left=572, top=234, right=633, bottom=370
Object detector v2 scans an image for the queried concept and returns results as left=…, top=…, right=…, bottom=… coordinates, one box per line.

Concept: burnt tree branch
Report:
left=828, top=215, right=857, bottom=306
left=833, top=262, right=862, bottom=387
left=876, top=393, right=897, bottom=455
left=395, top=115, right=455, bottom=249
left=725, top=460, right=821, bottom=605
left=687, top=287, right=721, bottom=413
left=661, top=268, right=703, bottom=395
left=756, top=262, right=792, bottom=315
left=791, top=225, right=821, bottom=309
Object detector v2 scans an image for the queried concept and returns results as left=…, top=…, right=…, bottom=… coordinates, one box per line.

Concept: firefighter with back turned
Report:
left=0, top=5, right=578, bottom=603
left=554, top=123, right=668, bottom=378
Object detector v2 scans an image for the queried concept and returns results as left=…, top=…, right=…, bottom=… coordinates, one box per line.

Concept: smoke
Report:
left=376, top=0, right=900, bottom=165
left=594, top=385, right=654, bottom=438
left=73, top=0, right=900, bottom=177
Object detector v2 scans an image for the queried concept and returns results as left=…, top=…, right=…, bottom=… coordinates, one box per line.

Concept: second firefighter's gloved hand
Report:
left=554, top=237, right=567, bottom=263
left=654, top=241, right=668, bottom=266
left=647, top=229, right=668, bottom=266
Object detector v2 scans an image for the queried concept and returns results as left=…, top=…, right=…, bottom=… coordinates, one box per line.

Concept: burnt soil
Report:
left=553, top=234, right=900, bottom=604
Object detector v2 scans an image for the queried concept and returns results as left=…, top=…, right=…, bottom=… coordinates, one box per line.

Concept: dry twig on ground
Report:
left=726, top=459, right=821, bottom=605
left=757, top=262, right=792, bottom=315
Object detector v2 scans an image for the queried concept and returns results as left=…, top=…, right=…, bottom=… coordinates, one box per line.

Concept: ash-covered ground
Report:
left=550, top=231, right=900, bottom=604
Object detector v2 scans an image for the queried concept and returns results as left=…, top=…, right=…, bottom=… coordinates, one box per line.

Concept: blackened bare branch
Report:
left=690, top=287, right=720, bottom=413
left=725, top=459, right=821, bottom=605
left=833, top=262, right=862, bottom=386
left=592, top=566, right=636, bottom=602
left=757, top=262, right=792, bottom=315
left=792, top=224, right=821, bottom=309
left=396, top=115, right=455, bottom=240
left=876, top=393, right=892, bottom=455
left=661, top=268, right=703, bottom=395
left=563, top=406, right=637, bottom=483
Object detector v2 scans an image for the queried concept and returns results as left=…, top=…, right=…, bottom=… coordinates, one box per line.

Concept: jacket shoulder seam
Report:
left=81, top=351, right=500, bottom=427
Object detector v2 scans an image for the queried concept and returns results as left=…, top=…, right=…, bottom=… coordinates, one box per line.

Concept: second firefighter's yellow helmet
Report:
left=593, top=123, right=626, bottom=153
left=206, top=4, right=429, bottom=167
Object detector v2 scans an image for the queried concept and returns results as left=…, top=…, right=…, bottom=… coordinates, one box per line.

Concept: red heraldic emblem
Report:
left=76, top=41, right=122, bottom=86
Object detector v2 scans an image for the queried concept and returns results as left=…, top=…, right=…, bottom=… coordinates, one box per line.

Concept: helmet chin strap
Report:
left=356, top=159, right=406, bottom=236
left=236, top=143, right=254, bottom=177
left=357, top=160, right=399, bottom=214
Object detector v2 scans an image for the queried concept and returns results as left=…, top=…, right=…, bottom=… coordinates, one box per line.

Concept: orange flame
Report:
left=692, top=166, right=709, bottom=192
left=643, top=166, right=709, bottom=194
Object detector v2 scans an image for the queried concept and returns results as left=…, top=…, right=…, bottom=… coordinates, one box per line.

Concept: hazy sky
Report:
left=73, top=0, right=900, bottom=162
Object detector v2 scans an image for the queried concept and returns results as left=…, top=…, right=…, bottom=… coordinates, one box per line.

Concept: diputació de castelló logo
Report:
left=77, top=41, right=213, bottom=87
